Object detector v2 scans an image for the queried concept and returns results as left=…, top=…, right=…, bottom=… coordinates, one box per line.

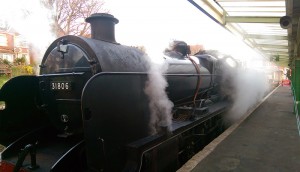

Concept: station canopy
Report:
left=191, top=0, right=289, bottom=67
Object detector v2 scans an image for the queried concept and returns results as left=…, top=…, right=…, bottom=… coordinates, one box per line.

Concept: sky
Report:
left=0, top=0, right=265, bottom=62
left=104, top=0, right=263, bottom=61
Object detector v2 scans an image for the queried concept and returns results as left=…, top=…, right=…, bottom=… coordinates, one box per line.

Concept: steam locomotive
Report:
left=0, top=13, right=235, bottom=172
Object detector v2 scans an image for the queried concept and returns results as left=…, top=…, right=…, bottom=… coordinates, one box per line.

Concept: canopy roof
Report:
left=189, top=0, right=293, bottom=67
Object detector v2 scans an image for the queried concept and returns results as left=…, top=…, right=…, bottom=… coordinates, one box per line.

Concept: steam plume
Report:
left=144, top=53, right=174, bottom=135
left=222, top=59, right=271, bottom=125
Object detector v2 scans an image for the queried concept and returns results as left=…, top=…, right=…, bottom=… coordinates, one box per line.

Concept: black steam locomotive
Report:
left=0, top=13, right=235, bottom=172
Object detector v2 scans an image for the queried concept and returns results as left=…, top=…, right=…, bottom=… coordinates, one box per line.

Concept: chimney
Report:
left=85, top=13, right=119, bottom=43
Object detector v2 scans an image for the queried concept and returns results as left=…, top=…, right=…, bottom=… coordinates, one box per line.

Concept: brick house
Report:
left=0, top=31, right=30, bottom=64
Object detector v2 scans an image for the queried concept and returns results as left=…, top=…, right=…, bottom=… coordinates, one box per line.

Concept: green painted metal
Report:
left=292, top=60, right=300, bottom=135
left=294, top=60, right=300, bottom=100
left=291, top=83, right=300, bottom=136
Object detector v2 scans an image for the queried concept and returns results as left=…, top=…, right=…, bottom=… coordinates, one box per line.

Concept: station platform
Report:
left=178, top=85, right=300, bottom=171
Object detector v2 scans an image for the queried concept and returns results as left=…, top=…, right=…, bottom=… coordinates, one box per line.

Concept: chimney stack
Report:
left=85, top=13, right=119, bottom=43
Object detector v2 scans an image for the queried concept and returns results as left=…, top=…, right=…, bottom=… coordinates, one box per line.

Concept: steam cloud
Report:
left=144, top=54, right=174, bottom=135
left=222, top=60, right=271, bottom=125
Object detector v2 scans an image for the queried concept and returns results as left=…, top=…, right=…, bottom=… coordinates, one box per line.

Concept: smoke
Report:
left=222, top=58, right=271, bottom=126
left=0, top=0, right=56, bottom=72
left=143, top=51, right=174, bottom=135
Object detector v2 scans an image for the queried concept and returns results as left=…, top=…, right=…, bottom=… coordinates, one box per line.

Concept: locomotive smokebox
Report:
left=85, top=13, right=119, bottom=43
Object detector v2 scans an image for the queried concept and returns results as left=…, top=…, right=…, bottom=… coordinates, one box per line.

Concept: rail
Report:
left=291, top=82, right=300, bottom=136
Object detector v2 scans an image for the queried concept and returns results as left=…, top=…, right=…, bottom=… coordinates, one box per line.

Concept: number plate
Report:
left=50, top=81, right=72, bottom=90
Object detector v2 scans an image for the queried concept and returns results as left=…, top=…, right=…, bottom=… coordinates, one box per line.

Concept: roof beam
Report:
left=244, top=34, right=288, bottom=40
left=257, top=44, right=288, bottom=49
left=188, top=0, right=225, bottom=25
left=265, top=52, right=290, bottom=56
left=262, top=49, right=289, bottom=54
left=225, top=16, right=280, bottom=23
left=278, top=56, right=290, bottom=59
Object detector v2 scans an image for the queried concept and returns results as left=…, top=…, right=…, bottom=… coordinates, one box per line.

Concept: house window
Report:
left=15, top=36, right=28, bottom=47
left=2, top=54, right=13, bottom=62
left=0, top=34, right=7, bottom=46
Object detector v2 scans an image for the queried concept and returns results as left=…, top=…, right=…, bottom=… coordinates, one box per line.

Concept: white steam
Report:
left=144, top=52, right=174, bottom=135
left=223, top=59, right=271, bottom=125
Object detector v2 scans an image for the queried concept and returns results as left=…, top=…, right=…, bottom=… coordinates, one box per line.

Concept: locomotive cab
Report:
left=39, top=37, right=97, bottom=136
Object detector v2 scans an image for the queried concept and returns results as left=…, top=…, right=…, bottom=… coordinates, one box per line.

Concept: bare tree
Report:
left=43, top=0, right=109, bottom=37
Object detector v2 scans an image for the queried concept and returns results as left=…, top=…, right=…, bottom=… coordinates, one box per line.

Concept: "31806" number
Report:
left=51, top=82, right=71, bottom=90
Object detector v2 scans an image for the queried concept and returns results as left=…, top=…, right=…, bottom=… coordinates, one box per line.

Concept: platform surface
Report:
left=179, top=86, right=300, bottom=172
